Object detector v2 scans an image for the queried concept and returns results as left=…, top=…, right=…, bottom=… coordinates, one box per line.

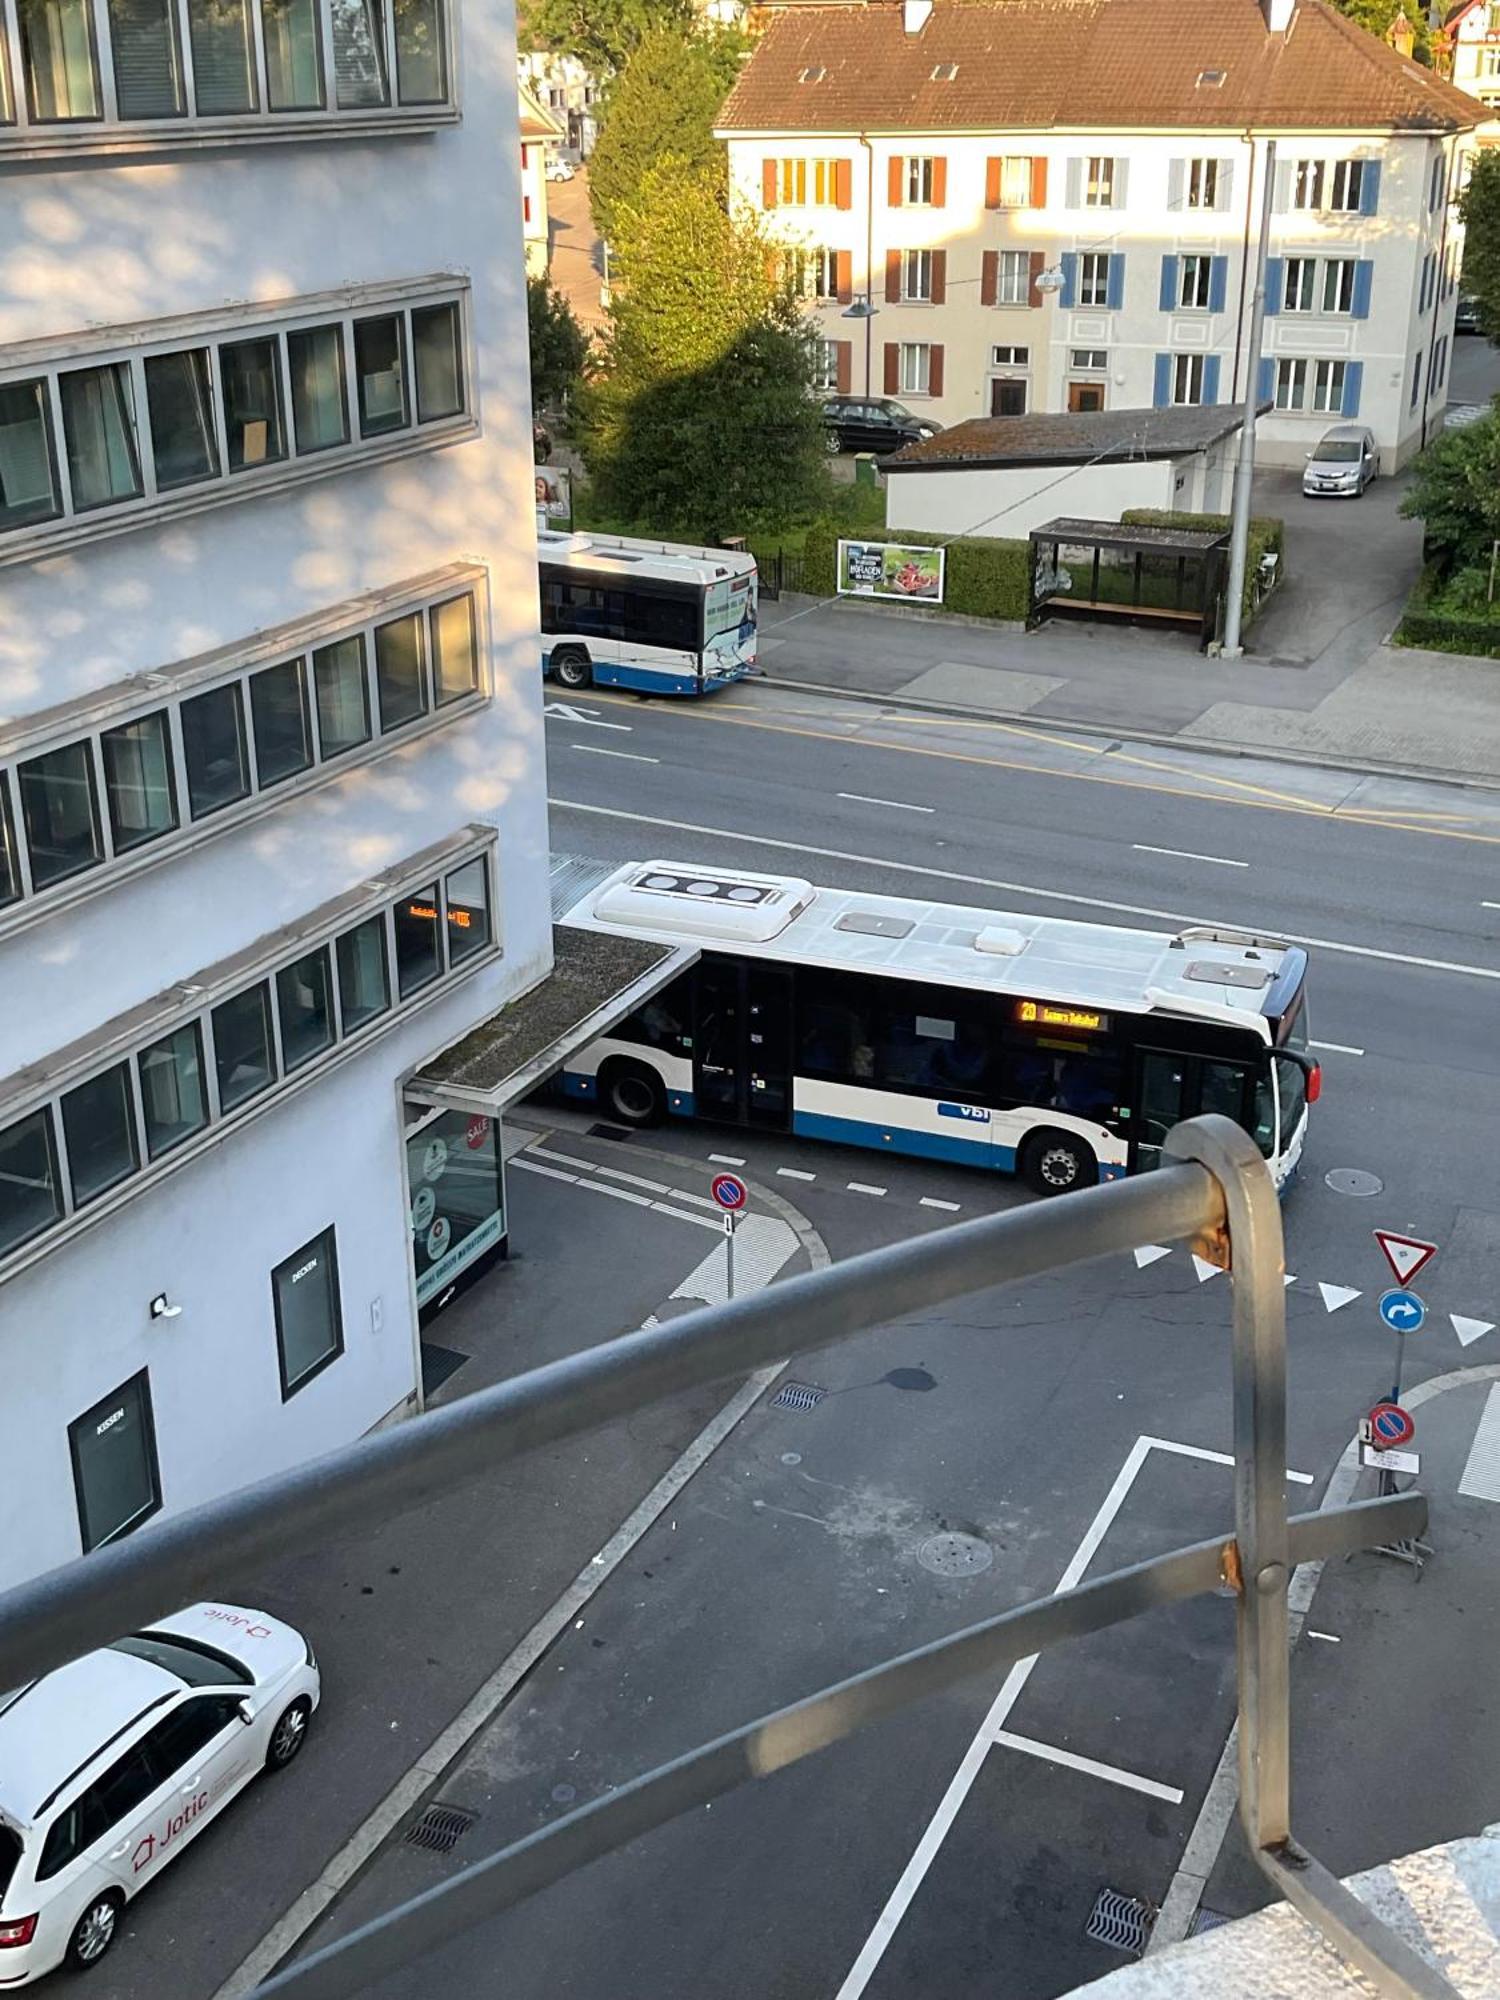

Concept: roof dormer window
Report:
left=930, top=61, right=959, bottom=79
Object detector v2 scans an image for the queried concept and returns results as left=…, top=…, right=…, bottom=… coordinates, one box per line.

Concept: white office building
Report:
left=0, top=0, right=569, bottom=1587
left=718, top=0, right=1484, bottom=469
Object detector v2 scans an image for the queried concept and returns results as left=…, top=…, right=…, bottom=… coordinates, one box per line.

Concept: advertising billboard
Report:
left=836, top=539, right=945, bottom=604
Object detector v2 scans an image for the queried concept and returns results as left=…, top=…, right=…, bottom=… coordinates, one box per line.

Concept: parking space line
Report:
left=708, top=1153, right=746, bottom=1165
left=1310, top=1039, right=1365, bottom=1056
left=1146, top=1435, right=1315, bottom=1485
left=650, top=1201, right=722, bottom=1232
left=590, top=1182, right=653, bottom=1207
left=848, top=1182, right=887, bottom=1197
left=991, top=1730, right=1185, bottom=1805
left=920, top=1197, right=961, bottom=1212
left=509, top=1159, right=578, bottom=1185
left=778, top=1167, right=817, bottom=1181
left=593, top=1164, right=670, bottom=1194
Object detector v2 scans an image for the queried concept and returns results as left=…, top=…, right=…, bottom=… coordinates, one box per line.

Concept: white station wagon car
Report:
left=0, top=1602, right=319, bottom=1984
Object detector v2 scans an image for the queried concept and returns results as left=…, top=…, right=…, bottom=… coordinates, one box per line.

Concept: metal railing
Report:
left=0, top=1118, right=1451, bottom=1999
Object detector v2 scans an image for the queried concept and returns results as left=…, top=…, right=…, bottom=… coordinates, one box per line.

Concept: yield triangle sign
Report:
left=1373, top=1231, right=1438, bottom=1287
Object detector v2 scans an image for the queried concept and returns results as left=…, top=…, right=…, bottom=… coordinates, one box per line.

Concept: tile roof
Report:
left=717, top=0, right=1484, bottom=134
left=884, top=403, right=1250, bottom=469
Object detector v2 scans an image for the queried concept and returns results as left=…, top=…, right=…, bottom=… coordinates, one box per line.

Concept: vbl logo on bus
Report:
left=938, top=1102, right=990, bottom=1124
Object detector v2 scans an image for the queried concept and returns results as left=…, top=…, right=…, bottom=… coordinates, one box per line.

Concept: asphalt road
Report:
left=74, top=684, right=1500, bottom=2000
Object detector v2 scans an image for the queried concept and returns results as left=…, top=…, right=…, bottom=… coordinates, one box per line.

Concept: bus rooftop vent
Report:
left=974, top=926, right=1030, bottom=957
left=634, top=871, right=779, bottom=906
left=836, top=911, right=915, bottom=939
left=1183, top=960, right=1272, bottom=989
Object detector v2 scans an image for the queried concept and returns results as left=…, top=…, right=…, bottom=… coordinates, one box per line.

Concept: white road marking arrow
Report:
left=1451, top=1314, right=1495, bottom=1348
left=1133, top=1245, right=1172, bottom=1268
left=1318, top=1283, right=1362, bottom=1314
left=1191, top=1254, right=1223, bottom=1284
left=543, top=701, right=633, bottom=731
left=1284, top=1275, right=1298, bottom=1288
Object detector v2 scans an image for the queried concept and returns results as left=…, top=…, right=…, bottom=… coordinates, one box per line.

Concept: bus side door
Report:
left=1131, top=1051, right=1256, bottom=1171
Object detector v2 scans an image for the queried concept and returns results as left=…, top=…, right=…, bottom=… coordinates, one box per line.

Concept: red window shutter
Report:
left=932, top=157, right=947, bottom=208
left=524, top=194, right=532, bottom=224
left=1028, top=250, right=1046, bottom=307
left=931, top=249, right=947, bottom=304
left=1030, top=156, right=1048, bottom=208
left=888, top=156, right=904, bottom=206
left=885, top=248, right=903, bottom=303
left=985, top=157, right=1001, bottom=209
left=835, top=249, right=853, bottom=303
left=981, top=250, right=998, bottom=306
left=928, top=345, right=945, bottom=398
left=835, top=340, right=852, bottom=394
left=835, top=159, right=853, bottom=210
left=884, top=342, right=900, bottom=394
left=763, top=158, right=778, bottom=208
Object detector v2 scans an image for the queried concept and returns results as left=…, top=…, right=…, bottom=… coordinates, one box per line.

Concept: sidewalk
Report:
left=1197, top=1363, right=1500, bottom=1932
left=759, top=467, right=1500, bottom=787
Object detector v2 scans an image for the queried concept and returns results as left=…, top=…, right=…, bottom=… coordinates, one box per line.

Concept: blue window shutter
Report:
left=1342, top=360, right=1363, bottom=417
left=1203, top=355, right=1221, bottom=404
left=1257, top=356, right=1275, bottom=404
left=1359, top=159, right=1381, bottom=217
left=1352, top=259, right=1373, bottom=320
left=1159, top=254, right=1179, bottom=311
left=1153, top=353, right=1172, bottom=408
left=1209, top=255, right=1228, bottom=313
left=1262, top=256, right=1283, bottom=316
left=1065, top=157, right=1082, bottom=207
left=1167, top=159, right=1185, bottom=212
left=1106, top=253, right=1125, bottom=310
left=1113, top=157, right=1129, bottom=208
left=1216, top=158, right=1234, bottom=212
left=1059, top=250, right=1078, bottom=308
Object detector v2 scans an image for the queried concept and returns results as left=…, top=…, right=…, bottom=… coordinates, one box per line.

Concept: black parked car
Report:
left=1454, top=296, right=1483, bottom=336
left=820, top=397, right=943, bottom=456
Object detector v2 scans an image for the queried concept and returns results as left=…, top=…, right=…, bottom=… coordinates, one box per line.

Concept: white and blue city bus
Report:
left=538, top=531, right=758, bottom=696
left=554, top=861, right=1318, bottom=1194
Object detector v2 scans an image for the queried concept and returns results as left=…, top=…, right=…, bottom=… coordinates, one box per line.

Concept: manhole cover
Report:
left=1190, top=1906, right=1232, bottom=1936
left=551, top=1783, right=577, bottom=1804
left=404, top=1803, right=478, bottom=1853
left=771, top=1382, right=826, bottom=1411
left=1325, top=1167, right=1383, bottom=1197
left=587, top=1123, right=635, bottom=1142
left=1084, top=1887, right=1155, bottom=1955
left=918, top=1531, right=993, bottom=1577
left=780, top=1451, right=803, bottom=1465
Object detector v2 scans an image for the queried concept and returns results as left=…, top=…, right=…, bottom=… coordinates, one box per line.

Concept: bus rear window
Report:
left=0, top=1824, right=22, bottom=1906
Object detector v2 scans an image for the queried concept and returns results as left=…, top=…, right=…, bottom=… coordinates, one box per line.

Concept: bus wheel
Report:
left=599, top=1060, right=666, bottom=1128
left=1021, top=1131, right=1095, bottom=1196
left=551, top=648, right=592, bottom=690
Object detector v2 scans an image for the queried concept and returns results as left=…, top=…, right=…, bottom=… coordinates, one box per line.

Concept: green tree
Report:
left=519, top=0, right=691, bottom=78
left=577, top=164, right=830, bottom=542
left=1400, top=405, right=1500, bottom=565
left=1459, top=150, right=1500, bottom=339
left=589, top=27, right=748, bottom=244
left=527, top=274, right=590, bottom=413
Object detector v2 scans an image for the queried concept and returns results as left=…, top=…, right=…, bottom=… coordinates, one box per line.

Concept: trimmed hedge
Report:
left=1394, top=563, right=1500, bottom=657
left=800, top=520, right=1029, bottom=621
left=1120, top=508, right=1285, bottom=626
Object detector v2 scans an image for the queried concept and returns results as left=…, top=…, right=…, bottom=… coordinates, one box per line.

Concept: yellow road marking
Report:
left=563, top=691, right=1500, bottom=847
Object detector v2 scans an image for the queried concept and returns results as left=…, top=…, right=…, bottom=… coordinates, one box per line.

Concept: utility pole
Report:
left=1221, top=138, right=1276, bottom=661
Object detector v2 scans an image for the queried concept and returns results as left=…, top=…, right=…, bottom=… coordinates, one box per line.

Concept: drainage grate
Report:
left=1084, top=1888, right=1155, bottom=1956
left=771, top=1381, right=826, bottom=1411
left=918, top=1531, right=993, bottom=1577
left=404, top=1804, right=478, bottom=1854
left=587, top=1123, right=635, bottom=1142
left=1190, top=1906, right=1232, bottom=1936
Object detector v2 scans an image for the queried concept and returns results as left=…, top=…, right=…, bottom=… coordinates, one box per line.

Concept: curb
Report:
left=756, top=673, right=1500, bottom=798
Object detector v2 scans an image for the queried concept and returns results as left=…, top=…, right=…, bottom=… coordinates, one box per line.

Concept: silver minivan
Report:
left=1302, top=423, right=1378, bottom=497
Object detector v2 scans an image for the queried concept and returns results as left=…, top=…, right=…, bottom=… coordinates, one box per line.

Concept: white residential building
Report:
left=1440, top=0, right=1500, bottom=115
left=718, top=0, right=1484, bottom=470
left=518, top=48, right=600, bottom=157
left=0, top=0, right=554, bottom=1585
left=520, top=76, right=567, bottom=278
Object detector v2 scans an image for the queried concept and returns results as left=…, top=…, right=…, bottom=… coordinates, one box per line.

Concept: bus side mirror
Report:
left=1281, top=1049, right=1321, bottom=1103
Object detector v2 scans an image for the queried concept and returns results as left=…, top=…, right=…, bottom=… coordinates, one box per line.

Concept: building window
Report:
left=1275, top=357, right=1307, bottom=410
left=137, top=1022, right=207, bottom=1157
left=1070, top=347, right=1107, bottom=370
left=1431, top=335, right=1449, bottom=392
left=1282, top=259, right=1315, bottom=313
left=0, top=579, right=482, bottom=924
left=898, top=342, right=931, bottom=396
left=68, top=1371, right=161, bottom=1552
left=5, top=0, right=452, bottom=149
left=788, top=246, right=837, bottom=301
left=1171, top=353, right=1205, bottom=405
left=905, top=155, right=935, bottom=204
left=997, top=250, right=1030, bottom=305
left=1085, top=156, right=1115, bottom=206
left=2, top=282, right=472, bottom=559
left=902, top=249, right=933, bottom=302
left=811, top=338, right=839, bottom=392
left=1328, top=159, right=1365, bottom=212
left=1410, top=351, right=1423, bottom=411
left=1322, top=259, right=1355, bottom=314
left=1186, top=158, right=1219, bottom=209
left=272, top=1226, right=344, bottom=1398
left=0, top=832, right=496, bottom=1276
left=1079, top=252, right=1111, bottom=308
left=1179, top=255, right=1212, bottom=309
left=0, top=378, right=62, bottom=530
left=991, top=345, right=1030, bottom=367
left=1312, top=359, right=1347, bottom=413
left=994, top=155, right=1033, bottom=207
left=776, top=157, right=839, bottom=206
left=1292, top=160, right=1324, bottom=210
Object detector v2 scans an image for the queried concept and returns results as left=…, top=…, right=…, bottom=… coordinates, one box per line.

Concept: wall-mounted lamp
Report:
left=149, top=1293, right=182, bottom=1321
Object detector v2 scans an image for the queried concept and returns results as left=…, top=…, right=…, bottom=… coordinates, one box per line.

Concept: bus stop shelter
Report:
left=1027, top=516, right=1229, bottom=648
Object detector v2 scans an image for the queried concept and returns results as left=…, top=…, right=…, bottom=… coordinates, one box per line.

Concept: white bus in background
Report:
left=554, top=861, right=1319, bottom=1195
left=538, top=530, right=758, bottom=697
